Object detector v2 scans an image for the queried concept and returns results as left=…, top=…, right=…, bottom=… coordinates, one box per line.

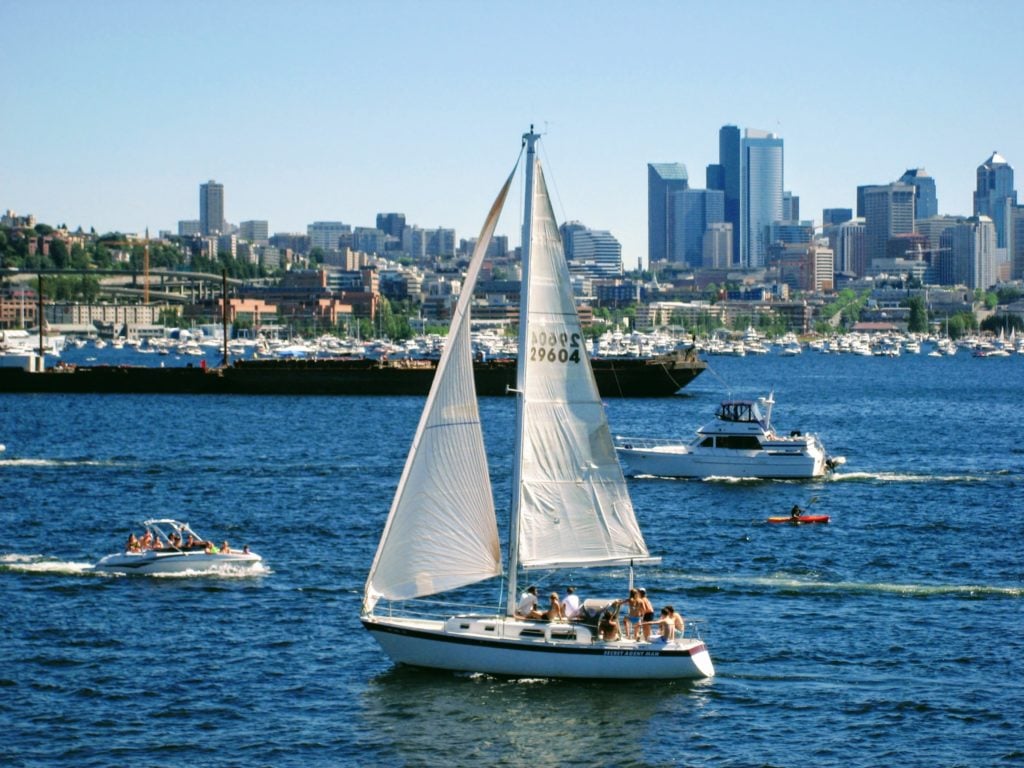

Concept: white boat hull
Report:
left=363, top=615, right=714, bottom=680
left=94, top=550, right=262, bottom=574
left=617, top=444, right=827, bottom=479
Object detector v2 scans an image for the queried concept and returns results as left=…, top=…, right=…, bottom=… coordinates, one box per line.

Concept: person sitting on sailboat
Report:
left=598, top=607, right=621, bottom=641
left=542, top=592, right=565, bottom=621
left=516, top=586, right=543, bottom=619
left=666, top=606, right=685, bottom=638
left=561, top=586, right=581, bottom=620
left=642, top=608, right=675, bottom=644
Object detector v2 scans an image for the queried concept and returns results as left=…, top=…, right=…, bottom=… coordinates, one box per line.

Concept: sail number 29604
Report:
left=528, top=329, right=581, bottom=364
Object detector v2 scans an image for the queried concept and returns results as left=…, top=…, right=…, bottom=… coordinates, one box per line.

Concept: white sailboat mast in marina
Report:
left=361, top=129, right=714, bottom=680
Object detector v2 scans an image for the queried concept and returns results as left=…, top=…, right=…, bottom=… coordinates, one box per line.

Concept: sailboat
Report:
left=360, top=129, right=714, bottom=680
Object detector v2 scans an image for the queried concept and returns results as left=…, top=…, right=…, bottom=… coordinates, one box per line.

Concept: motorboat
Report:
left=615, top=392, right=845, bottom=479
left=360, top=130, right=714, bottom=680
left=94, top=519, right=261, bottom=574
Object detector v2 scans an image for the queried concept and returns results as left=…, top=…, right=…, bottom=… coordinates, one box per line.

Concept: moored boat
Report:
left=616, top=392, right=845, bottom=479
left=94, top=519, right=261, bottom=575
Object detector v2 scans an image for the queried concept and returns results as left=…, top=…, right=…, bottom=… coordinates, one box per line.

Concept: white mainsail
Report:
left=512, top=157, right=652, bottom=572
left=363, top=169, right=516, bottom=611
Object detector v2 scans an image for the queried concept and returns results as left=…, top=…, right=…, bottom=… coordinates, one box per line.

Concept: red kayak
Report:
left=767, top=514, right=830, bottom=524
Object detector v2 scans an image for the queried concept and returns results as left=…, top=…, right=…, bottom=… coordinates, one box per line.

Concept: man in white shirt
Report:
left=516, top=585, right=541, bottom=618
left=561, top=586, right=581, bottom=620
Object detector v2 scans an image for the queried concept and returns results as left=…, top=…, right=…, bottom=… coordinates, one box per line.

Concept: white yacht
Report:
left=94, top=519, right=261, bottom=575
left=616, top=393, right=844, bottom=479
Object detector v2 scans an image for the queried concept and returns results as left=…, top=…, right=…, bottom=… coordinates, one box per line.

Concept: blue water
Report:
left=2, top=350, right=1023, bottom=767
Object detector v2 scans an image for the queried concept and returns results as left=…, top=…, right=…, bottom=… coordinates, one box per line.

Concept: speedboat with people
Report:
left=615, top=392, right=845, bottom=479
left=93, top=519, right=262, bottom=575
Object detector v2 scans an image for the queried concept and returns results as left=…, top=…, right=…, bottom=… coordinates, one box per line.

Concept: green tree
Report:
left=906, top=295, right=928, bottom=333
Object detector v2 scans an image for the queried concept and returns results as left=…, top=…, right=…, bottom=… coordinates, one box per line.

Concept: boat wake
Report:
left=0, top=553, right=270, bottom=578
left=700, top=475, right=765, bottom=485
left=0, top=457, right=124, bottom=468
left=0, top=553, right=96, bottom=576
left=830, top=470, right=1002, bottom=484
left=680, top=570, right=1023, bottom=598
left=135, top=562, right=272, bottom=579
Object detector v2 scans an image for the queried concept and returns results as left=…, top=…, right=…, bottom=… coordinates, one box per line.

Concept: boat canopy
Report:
left=717, top=400, right=765, bottom=425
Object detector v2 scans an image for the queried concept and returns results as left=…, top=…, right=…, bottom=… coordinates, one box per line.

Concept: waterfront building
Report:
left=900, top=168, right=938, bottom=220
left=973, top=152, right=1017, bottom=250
left=199, top=180, right=225, bottom=236
left=671, top=189, right=724, bottom=267
left=647, top=163, right=689, bottom=263
left=740, top=129, right=784, bottom=269
left=863, top=183, right=915, bottom=265
left=938, top=216, right=997, bottom=289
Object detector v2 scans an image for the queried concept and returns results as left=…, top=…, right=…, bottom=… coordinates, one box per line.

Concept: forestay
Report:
left=363, top=170, right=516, bottom=610
left=515, top=161, right=652, bottom=570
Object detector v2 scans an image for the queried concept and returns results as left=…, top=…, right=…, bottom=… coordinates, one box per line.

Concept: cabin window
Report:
left=716, top=435, right=762, bottom=450
left=700, top=437, right=715, bottom=448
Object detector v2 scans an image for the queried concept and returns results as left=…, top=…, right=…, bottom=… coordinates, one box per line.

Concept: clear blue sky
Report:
left=4, top=0, right=1023, bottom=266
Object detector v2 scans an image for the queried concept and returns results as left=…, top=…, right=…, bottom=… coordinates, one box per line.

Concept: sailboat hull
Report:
left=362, top=615, right=714, bottom=680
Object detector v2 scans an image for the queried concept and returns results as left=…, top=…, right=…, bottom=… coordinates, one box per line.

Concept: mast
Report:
left=505, top=126, right=538, bottom=617
left=221, top=269, right=229, bottom=368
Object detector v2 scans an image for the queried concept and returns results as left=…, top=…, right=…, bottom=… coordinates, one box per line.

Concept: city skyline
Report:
left=4, top=1, right=1024, bottom=267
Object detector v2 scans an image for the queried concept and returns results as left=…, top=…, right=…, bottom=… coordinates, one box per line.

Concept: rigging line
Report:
left=702, top=358, right=734, bottom=397
left=537, top=133, right=568, bottom=230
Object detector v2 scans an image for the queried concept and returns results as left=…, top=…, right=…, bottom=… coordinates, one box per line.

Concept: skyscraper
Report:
left=647, top=163, right=689, bottom=263
left=938, top=216, right=997, bottom=289
left=307, top=221, right=351, bottom=252
left=199, top=180, right=225, bottom=236
left=822, top=208, right=853, bottom=226
left=562, top=223, right=623, bottom=277
left=672, top=188, right=725, bottom=267
left=899, top=169, right=938, bottom=220
left=707, top=125, right=741, bottom=266
left=863, top=183, right=915, bottom=264
left=239, top=220, right=269, bottom=245
left=973, top=152, right=1017, bottom=249
left=741, top=129, right=784, bottom=269
left=376, top=213, right=406, bottom=239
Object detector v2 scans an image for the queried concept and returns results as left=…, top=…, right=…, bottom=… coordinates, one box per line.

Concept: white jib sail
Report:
left=363, top=170, right=516, bottom=611
left=516, top=160, right=652, bottom=570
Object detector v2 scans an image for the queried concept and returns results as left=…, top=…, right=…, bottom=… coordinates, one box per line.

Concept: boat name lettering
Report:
left=529, top=329, right=581, bottom=364
left=603, top=649, right=663, bottom=657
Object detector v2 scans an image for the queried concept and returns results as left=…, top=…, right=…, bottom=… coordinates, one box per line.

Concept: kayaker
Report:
left=790, top=504, right=804, bottom=520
